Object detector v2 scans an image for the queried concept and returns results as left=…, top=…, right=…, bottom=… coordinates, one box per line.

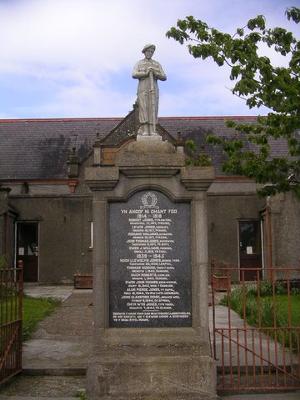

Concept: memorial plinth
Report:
left=85, top=137, right=216, bottom=400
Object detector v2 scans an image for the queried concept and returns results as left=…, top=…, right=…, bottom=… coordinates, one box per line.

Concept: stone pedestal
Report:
left=136, top=133, right=162, bottom=141
left=85, top=138, right=216, bottom=400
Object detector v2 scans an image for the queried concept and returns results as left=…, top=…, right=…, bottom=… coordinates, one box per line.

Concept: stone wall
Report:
left=208, top=193, right=265, bottom=267
left=10, top=196, right=93, bottom=283
left=0, top=188, right=16, bottom=266
left=270, top=192, right=300, bottom=267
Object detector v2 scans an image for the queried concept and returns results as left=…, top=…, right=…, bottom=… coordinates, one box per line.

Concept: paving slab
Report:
left=24, top=285, right=74, bottom=301
left=222, top=392, right=300, bottom=399
left=0, top=375, right=85, bottom=399
left=0, top=397, right=76, bottom=400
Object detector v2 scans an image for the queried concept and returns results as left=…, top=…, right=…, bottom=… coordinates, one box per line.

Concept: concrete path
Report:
left=0, top=376, right=85, bottom=399
left=24, top=284, right=73, bottom=301
left=23, top=288, right=93, bottom=372
left=1, top=393, right=300, bottom=400
left=0, top=398, right=76, bottom=400
left=222, top=393, right=300, bottom=400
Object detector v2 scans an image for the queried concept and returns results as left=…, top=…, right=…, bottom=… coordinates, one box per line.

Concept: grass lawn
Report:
left=273, top=294, right=300, bottom=326
left=23, top=296, right=61, bottom=341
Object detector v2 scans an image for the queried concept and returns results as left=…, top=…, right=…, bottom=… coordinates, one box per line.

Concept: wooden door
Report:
left=239, top=220, right=262, bottom=281
left=16, top=222, right=38, bottom=282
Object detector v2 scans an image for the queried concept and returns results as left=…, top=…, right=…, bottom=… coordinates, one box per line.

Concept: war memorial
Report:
left=1, top=39, right=300, bottom=398
left=85, top=44, right=217, bottom=399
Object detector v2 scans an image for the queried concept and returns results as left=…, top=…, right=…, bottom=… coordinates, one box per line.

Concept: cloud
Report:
left=0, top=0, right=297, bottom=118
left=0, top=0, right=187, bottom=71
left=15, top=79, right=135, bottom=118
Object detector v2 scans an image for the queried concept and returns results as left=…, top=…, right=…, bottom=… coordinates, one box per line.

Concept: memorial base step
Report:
left=86, top=354, right=217, bottom=400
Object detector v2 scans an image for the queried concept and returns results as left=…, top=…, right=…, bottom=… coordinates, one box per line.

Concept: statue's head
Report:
left=142, top=44, right=155, bottom=59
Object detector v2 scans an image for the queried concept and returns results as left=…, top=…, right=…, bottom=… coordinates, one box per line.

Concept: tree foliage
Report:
left=185, top=139, right=212, bottom=166
left=166, top=7, right=300, bottom=197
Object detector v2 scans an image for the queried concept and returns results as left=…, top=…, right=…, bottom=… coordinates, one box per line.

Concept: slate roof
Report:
left=0, top=116, right=289, bottom=180
left=0, top=118, right=120, bottom=180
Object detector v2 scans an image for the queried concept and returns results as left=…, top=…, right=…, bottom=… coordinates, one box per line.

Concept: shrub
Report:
left=259, top=280, right=273, bottom=296
left=291, top=287, right=300, bottom=295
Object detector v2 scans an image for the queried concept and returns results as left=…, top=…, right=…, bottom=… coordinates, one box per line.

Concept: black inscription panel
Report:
left=109, top=190, right=191, bottom=328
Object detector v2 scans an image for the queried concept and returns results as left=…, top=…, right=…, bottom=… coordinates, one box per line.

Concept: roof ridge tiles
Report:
left=0, top=115, right=259, bottom=124
left=0, top=117, right=123, bottom=123
left=159, top=116, right=258, bottom=120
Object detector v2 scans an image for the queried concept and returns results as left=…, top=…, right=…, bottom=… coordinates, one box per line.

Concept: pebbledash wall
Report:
left=0, top=111, right=299, bottom=283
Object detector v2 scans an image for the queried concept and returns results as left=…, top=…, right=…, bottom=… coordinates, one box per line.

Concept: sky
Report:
left=0, top=0, right=299, bottom=119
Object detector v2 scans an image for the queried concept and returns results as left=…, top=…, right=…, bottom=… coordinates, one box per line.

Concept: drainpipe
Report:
left=3, top=212, right=7, bottom=256
left=0, top=186, right=11, bottom=258
left=265, top=196, right=273, bottom=280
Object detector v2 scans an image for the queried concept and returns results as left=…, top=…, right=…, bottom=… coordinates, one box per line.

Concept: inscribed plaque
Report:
left=109, top=190, right=191, bottom=328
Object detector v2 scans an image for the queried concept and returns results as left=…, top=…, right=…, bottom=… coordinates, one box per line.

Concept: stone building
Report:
left=0, top=107, right=299, bottom=282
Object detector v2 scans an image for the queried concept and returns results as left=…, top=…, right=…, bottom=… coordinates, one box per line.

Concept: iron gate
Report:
left=211, top=264, right=300, bottom=393
left=0, top=261, right=23, bottom=385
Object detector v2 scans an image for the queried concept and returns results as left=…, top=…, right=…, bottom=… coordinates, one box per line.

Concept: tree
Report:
left=166, top=7, right=300, bottom=197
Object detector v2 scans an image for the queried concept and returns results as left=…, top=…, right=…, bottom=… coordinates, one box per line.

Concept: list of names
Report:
left=109, top=190, right=191, bottom=328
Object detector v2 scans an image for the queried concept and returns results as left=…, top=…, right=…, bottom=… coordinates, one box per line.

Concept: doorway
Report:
left=238, top=220, right=262, bottom=281
left=16, top=222, right=39, bottom=282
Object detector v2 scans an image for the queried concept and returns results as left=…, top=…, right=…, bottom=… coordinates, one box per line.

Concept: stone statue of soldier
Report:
left=132, top=44, right=167, bottom=137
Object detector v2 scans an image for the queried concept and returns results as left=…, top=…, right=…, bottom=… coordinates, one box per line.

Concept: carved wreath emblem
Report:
left=141, top=192, right=158, bottom=208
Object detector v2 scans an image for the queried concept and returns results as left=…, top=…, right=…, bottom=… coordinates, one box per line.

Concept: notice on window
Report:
left=246, top=246, right=253, bottom=255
